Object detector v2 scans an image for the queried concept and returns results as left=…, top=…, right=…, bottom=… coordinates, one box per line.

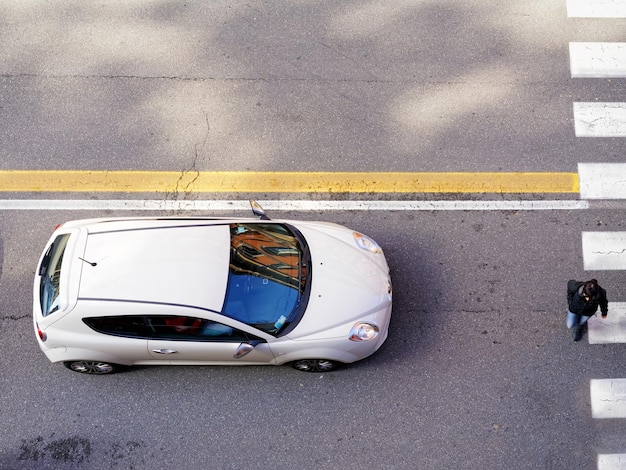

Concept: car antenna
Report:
left=78, top=257, right=97, bottom=267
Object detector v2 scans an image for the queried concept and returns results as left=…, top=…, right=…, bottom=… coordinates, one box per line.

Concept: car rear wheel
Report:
left=63, top=360, right=118, bottom=375
left=292, top=359, right=338, bottom=372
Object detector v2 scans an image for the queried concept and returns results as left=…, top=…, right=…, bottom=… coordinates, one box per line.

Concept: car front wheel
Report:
left=292, top=359, right=338, bottom=372
left=63, top=360, right=119, bottom=375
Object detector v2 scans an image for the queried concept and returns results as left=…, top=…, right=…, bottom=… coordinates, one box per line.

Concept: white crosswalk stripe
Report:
left=570, top=2, right=626, bottom=464
left=569, top=42, right=626, bottom=77
left=579, top=163, right=626, bottom=199
left=573, top=102, right=626, bottom=137
left=598, top=454, right=626, bottom=470
left=567, top=0, right=626, bottom=17
left=582, top=231, right=626, bottom=270
left=581, top=227, right=626, bottom=465
left=588, top=303, right=626, bottom=343
left=591, top=379, right=626, bottom=418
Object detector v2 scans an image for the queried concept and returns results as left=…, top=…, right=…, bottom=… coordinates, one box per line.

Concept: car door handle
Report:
left=151, top=349, right=178, bottom=354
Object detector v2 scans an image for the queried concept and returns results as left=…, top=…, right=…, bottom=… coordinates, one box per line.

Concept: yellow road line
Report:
left=0, top=170, right=579, bottom=193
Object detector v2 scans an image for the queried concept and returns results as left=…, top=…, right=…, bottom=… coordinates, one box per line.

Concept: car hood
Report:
left=287, top=223, right=390, bottom=339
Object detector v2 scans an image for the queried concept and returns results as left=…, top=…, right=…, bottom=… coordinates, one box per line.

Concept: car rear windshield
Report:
left=38, top=233, right=71, bottom=317
left=221, top=223, right=311, bottom=336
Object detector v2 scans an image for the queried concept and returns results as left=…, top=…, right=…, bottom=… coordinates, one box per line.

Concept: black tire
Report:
left=291, top=359, right=338, bottom=372
left=63, top=360, right=119, bottom=375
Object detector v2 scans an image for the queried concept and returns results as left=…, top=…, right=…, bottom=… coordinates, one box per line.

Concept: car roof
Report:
left=78, top=222, right=231, bottom=312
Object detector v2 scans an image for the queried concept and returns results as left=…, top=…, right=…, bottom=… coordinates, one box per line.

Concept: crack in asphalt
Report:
left=165, top=113, right=210, bottom=205
left=0, top=314, right=29, bottom=321
left=592, top=248, right=626, bottom=255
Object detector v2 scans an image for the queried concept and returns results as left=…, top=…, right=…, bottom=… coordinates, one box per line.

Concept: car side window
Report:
left=148, top=315, right=249, bottom=342
left=83, top=315, right=252, bottom=342
left=83, top=315, right=154, bottom=338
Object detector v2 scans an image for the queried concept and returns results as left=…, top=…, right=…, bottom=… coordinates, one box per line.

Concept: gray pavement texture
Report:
left=1, top=209, right=625, bottom=469
left=1, top=1, right=624, bottom=174
left=0, top=1, right=625, bottom=469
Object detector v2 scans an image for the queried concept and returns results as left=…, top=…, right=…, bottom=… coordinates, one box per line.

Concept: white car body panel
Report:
left=287, top=224, right=390, bottom=339
left=146, top=339, right=276, bottom=365
left=80, top=224, right=230, bottom=311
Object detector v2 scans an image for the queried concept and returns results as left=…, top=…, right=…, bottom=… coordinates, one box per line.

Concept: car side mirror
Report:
left=249, top=200, right=270, bottom=220
left=233, top=340, right=263, bottom=359
left=233, top=343, right=254, bottom=358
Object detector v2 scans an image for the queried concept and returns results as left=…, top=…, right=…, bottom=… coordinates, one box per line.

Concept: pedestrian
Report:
left=566, top=279, right=608, bottom=341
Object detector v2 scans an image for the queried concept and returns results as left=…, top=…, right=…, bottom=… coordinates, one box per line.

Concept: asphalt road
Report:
left=0, top=1, right=625, bottom=469
left=1, top=1, right=624, bottom=174
left=1, top=208, right=625, bottom=469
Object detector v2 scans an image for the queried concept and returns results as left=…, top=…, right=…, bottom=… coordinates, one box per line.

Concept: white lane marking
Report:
left=588, top=303, right=626, bottom=344
left=579, top=163, right=626, bottom=199
left=567, top=0, right=626, bottom=17
left=591, top=379, right=626, bottom=419
left=582, top=231, right=626, bottom=270
left=570, top=42, right=626, bottom=77
left=598, top=454, right=626, bottom=470
left=0, top=199, right=591, bottom=211
left=574, top=102, right=626, bottom=137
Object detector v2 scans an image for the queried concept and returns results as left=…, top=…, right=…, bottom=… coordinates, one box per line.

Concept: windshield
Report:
left=39, top=233, right=71, bottom=316
left=221, top=223, right=310, bottom=336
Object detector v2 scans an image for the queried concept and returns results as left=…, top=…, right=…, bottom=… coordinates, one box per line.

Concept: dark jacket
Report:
left=567, top=280, right=608, bottom=317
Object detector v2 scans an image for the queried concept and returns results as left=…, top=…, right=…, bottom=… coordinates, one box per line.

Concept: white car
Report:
left=33, top=201, right=392, bottom=374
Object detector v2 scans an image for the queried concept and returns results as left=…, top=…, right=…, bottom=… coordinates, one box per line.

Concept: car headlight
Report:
left=349, top=322, right=379, bottom=341
left=353, top=232, right=382, bottom=254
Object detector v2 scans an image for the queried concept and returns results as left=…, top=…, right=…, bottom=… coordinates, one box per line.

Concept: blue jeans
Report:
left=566, top=310, right=590, bottom=329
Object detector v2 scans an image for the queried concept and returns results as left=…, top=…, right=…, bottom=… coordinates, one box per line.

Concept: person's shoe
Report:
left=573, top=325, right=583, bottom=341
